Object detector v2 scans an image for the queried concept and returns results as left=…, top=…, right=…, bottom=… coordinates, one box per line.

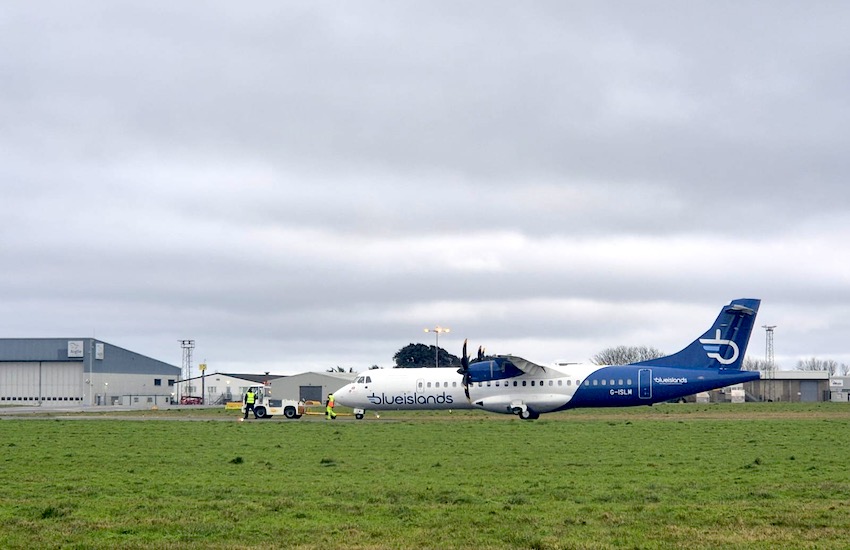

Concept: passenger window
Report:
left=486, top=382, right=491, bottom=387
left=627, top=379, right=632, bottom=385
left=418, top=381, right=423, bottom=389
left=610, top=380, right=615, bottom=385
left=549, top=380, right=554, bottom=386
left=522, top=381, right=527, bottom=387
left=427, top=382, right=432, bottom=388
left=601, top=379, right=606, bottom=386
left=557, top=380, right=562, bottom=386
left=618, top=379, right=623, bottom=385
left=531, top=381, right=535, bottom=386
left=452, top=382, right=457, bottom=387
left=513, top=381, right=518, bottom=387
left=592, top=380, right=598, bottom=386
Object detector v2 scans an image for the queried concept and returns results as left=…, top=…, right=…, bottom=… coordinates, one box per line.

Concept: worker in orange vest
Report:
left=325, top=393, right=337, bottom=420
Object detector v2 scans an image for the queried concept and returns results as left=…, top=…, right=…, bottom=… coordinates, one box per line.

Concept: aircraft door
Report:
left=638, top=369, right=652, bottom=400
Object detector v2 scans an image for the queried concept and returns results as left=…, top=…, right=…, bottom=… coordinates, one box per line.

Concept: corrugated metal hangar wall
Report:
left=0, top=338, right=180, bottom=406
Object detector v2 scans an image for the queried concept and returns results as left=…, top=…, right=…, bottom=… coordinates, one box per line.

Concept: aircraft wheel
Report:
left=519, top=409, right=538, bottom=420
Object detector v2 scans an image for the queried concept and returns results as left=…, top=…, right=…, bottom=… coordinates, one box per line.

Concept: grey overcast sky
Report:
left=2, top=1, right=849, bottom=374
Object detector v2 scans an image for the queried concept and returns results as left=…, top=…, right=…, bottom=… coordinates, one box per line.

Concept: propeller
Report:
left=457, top=339, right=471, bottom=400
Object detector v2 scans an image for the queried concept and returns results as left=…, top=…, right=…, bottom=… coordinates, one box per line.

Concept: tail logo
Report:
left=699, top=329, right=739, bottom=365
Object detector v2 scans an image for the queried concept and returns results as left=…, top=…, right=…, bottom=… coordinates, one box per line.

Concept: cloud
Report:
left=2, top=1, right=850, bottom=373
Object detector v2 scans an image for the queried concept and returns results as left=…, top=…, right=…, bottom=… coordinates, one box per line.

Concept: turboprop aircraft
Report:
left=335, top=298, right=761, bottom=420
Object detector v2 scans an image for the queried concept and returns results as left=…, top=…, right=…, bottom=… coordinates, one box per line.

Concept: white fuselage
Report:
left=334, top=364, right=598, bottom=415
left=335, top=368, right=471, bottom=410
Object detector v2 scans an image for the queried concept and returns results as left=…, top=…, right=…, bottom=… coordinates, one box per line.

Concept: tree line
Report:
left=390, top=343, right=665, bottom=368
left=387, top=343, right=849, bottom=375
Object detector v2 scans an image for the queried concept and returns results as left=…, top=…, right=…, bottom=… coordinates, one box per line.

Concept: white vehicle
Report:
left=242, top=385, right=305, bottom=419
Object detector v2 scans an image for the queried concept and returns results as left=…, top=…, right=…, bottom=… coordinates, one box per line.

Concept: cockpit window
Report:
left=365, top=376, right=372, bottom=383
left=356, top=377, right=364, bottom=383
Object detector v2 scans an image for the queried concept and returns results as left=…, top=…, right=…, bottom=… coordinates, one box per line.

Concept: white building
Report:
left=829, top=377, right=850, bottom=402
left=176, top=371, right=356, bottom=405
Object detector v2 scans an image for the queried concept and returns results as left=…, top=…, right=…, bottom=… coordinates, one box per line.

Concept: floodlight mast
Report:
left=424, top=326, right=450, bottom=368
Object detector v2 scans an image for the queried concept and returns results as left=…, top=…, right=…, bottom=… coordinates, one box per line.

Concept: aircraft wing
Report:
left=501, top=355, right=548, bottom=376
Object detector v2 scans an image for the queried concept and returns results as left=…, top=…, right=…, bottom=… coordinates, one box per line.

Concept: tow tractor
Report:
left=242, top=385, right=305, bottom=419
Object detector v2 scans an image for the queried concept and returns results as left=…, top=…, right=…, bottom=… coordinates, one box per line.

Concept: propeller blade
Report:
left=460, top=339, right=471, bottom=400
left=477, top=345, right=485, bottom=361
left=458, top=339, right=469, bottom=374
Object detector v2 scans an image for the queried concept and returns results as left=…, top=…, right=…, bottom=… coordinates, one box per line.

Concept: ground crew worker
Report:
left=244, top=388, right=257, bottom=420
left=325, top=393, right=337, bottom=420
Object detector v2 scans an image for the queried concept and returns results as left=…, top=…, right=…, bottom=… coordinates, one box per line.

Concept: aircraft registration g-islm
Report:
left=335, top=298, right=762, bottom=420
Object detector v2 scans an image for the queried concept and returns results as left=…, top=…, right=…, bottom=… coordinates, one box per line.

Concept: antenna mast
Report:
left=180, top=340, right=195, bottom=398
left=762, top=326, right=776, bottom=401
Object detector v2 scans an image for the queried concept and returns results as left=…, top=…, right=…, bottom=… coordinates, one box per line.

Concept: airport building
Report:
left=828, top=376, right=850, bottom=402
left=176, top=371, right=355, bottom=405
left=0, top=338, right=180, bottom=407
left=1, top=336, right=356, bottom=409
left=662, top=371, right=835, bottom=404
left=747, top=370, right=831, bottom=402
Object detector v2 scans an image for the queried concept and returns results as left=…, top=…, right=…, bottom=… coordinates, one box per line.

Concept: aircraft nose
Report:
left=334, top=383, right=355, bottom=405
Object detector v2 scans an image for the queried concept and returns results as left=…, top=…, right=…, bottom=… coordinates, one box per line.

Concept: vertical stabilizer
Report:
left=633, top=298, right=760, bottom=370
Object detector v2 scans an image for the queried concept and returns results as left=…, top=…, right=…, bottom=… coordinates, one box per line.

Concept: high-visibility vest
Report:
left=328, top=395, right=335, bottom=407
left=246, top=391, right=255, bottom=404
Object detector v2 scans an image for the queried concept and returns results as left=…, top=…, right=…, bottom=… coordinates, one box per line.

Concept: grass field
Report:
left=2, top=403, right=849, bottom=549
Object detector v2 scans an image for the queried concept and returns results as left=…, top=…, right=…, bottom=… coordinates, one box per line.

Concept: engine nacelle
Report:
left=471, top=393, right=569, bottom=414
left=466, top=358, right=523, bottom=383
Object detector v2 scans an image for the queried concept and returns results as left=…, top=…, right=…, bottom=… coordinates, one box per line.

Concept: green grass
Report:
left=2, top=403, right=850, bottom=549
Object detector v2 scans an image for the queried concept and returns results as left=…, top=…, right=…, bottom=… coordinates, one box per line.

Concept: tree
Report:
left=743, top=357, right=774, bottom=371
left=393, top=343, right=460, bottom=368
left=796, top=357, right=839, bottom=376
left=591, top=346, right=664, bottom=366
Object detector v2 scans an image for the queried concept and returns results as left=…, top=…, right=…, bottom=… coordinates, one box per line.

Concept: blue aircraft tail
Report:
left=633, top=298, right=760, bottom=370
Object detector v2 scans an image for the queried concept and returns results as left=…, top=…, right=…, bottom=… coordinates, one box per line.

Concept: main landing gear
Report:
left=512, top=405, right=539, bottom=420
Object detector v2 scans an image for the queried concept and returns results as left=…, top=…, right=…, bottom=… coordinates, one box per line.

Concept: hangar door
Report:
left=799, top=380, right=819, bottom=402
left=0, top=362, right=83, bottom=404
left=300, top=386, right=323, bottom=403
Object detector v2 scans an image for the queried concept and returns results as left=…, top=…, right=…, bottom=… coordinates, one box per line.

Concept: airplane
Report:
left=335, top=298, right=761, bottom=420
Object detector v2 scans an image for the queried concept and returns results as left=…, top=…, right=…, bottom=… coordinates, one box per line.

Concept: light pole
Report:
left=424, top=326, right=450, bottom=368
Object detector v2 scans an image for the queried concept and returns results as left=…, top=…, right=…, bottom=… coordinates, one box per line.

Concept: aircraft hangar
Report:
left=0, top=338, right=180, bottom=407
